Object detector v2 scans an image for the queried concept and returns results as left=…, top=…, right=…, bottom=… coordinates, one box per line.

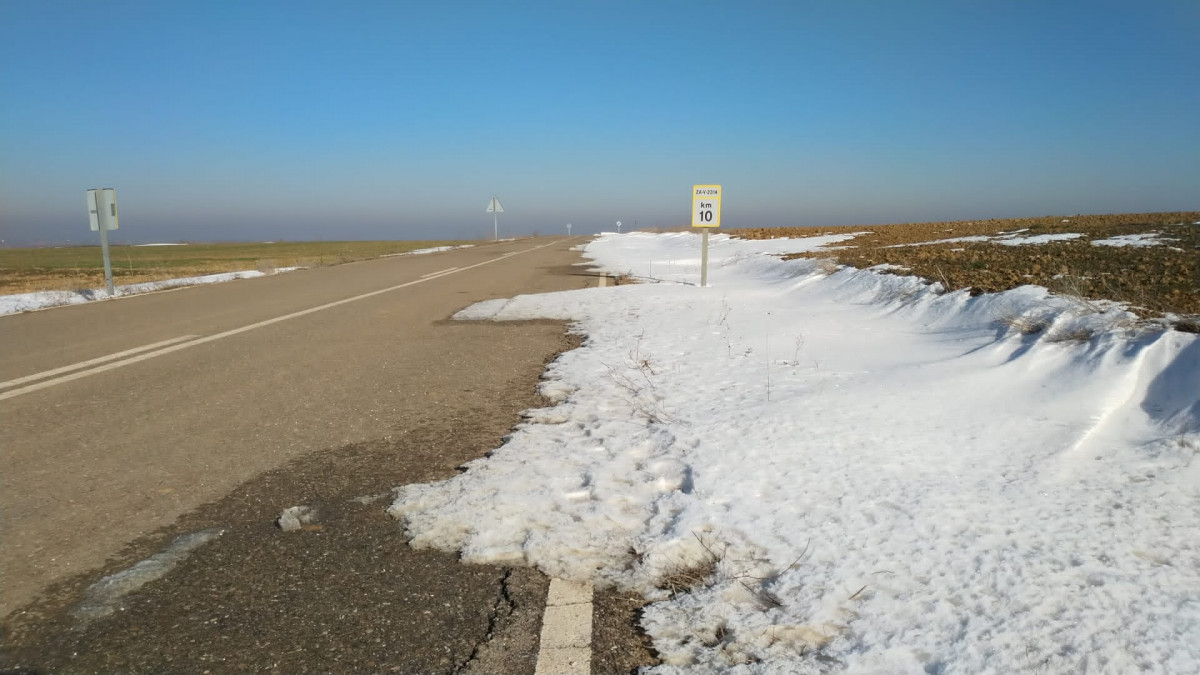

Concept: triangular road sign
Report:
left=485, top=196, right=504, bottom=213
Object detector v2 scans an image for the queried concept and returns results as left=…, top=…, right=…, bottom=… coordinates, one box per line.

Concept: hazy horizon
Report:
left=2, top=1, right=1197, bottom=247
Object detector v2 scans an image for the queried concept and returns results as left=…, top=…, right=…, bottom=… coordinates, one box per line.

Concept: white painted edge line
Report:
left=0, top=334, right=201, bottom=390
left=0, top=241, right=562, bottom=402
left=420, top=267, right=459, bottom=279
left=535, top=579, right=593, bottom=675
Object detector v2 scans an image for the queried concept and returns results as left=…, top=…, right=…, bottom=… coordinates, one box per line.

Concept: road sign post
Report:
left=485, top=196, right=504, bottom=240
left=87, top=188, right=119, bottom=295
left=691, top=184, right=721, bottom=287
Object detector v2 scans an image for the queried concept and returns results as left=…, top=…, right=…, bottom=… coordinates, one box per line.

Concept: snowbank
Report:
left=391, top=232, right=1200, bottom=673
left=0, top=270, right=277, bottom=316
left=382, top=244, right=475, bottom=257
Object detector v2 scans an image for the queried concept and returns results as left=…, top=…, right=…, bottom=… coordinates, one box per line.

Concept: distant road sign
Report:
left=485, top=196, right=504, bottom=213
left=692, top=185, right=721, bottom=228
left=87, top=188, right=118, bottom=231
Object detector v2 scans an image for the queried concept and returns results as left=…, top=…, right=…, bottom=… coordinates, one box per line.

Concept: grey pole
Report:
left=99, top=210, right=115, bottom=295
left=701, top=229, right=710, bottom=288
left=494, top=210, right=498, bottom=241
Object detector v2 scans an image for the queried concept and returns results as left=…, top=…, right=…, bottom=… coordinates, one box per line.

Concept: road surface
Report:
left=0, top=237, right=656, bottom=673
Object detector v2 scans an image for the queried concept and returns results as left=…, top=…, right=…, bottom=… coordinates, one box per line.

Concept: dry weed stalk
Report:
left=933, top=265, right=954, bottom=294
left=998, top=313, right=1050, bottom=335
left=1045, top=327, right=1095, bottom=343
left=691, top=533, right=813, bottom=611
left=604, top=338, right=675, bottom=424
left=657, top=532, right=725, bottom=598
left=1048, top=273, right=1105, bottom=314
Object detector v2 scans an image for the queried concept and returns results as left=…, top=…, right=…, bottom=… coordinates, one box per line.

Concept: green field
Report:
left=0, top=240, right=474, bottom=294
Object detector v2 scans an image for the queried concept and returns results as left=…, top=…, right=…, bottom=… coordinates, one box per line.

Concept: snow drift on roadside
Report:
left=390, top=232, right=1200, bottom=673
left=0, top=270, right=280, bottom=316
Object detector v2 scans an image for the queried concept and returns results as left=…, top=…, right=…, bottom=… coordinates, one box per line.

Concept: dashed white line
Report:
left=535, top=579, right=593, bottom=675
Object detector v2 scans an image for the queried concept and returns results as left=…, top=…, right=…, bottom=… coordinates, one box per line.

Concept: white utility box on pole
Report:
left=87, top=188, right=119, bottom=295
left=691, top=184, right=721, bottom=287
left=485, top=195, right=504, bottom=240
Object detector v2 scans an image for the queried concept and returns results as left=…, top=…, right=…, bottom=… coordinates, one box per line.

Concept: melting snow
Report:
left=888, top=231, right=1084, bottom=247
left=382, top=245, right=475, bottom=257
left=391, top=232, right=1200, bottom=673
left=1092, top=233, right=1176, bottom=248
left=0, top=270, right=282, bottom=316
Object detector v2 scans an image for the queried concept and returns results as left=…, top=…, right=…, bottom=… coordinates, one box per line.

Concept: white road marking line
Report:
left=420, top=267, right=458, bottom=279
left=535, top=579, right=593, bottom=675
left=0, top=242, right=561, bottom=402
left=0, top=335, right=201, bottom=390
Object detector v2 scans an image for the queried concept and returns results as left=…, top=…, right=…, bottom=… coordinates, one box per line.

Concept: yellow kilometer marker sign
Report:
left=691, top=184, right=721, bottom=287
left=691, top=184, right=722, bottom=228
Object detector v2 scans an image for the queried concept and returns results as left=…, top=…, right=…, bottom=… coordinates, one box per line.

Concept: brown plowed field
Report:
left=733, top=212, right=1199, bottom=319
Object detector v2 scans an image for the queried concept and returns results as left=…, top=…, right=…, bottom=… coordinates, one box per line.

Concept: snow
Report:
left=994, top=232, right=1083, bottom=245
left=0, top=269, right=281, bottom=316
left=888, top=231, right=1084, bottom=247
left=391, top=231, right=1200, bottom=673
left=1092, top=233, right=1175, bottom=248
left=382, top=244, right=475, bottom=257
left=276, top=506, right=317, bottom=532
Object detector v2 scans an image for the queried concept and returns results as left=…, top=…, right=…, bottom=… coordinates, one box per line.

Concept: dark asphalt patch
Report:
left=1, top=429, right=546, bottom=675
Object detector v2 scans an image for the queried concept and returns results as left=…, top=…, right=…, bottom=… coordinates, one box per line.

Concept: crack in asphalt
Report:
left=454, top=568, right=516, bottom=674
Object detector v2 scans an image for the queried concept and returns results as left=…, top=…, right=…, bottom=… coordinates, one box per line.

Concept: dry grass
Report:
left=998, top=313, right=1051, bottom=335
left=732, top=211, right=1199, bottom=317
left=653, top=535, right=723, bottom=598
left=1045, top=326, right=1097, bottom=343
left=658, top=554, right=720, bottom=598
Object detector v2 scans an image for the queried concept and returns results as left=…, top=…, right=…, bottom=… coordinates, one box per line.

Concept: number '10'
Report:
left=699, top=210, right=714, bottom=222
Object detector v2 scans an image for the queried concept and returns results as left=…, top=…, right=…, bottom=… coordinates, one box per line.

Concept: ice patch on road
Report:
left=72, top=528, right=224, bottom=621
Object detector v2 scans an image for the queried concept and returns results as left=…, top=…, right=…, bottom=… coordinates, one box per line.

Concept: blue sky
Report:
left=1, top=1, right=1197, bottom=244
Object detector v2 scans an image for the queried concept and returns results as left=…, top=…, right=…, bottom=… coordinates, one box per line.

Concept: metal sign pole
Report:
left=691, top=184, right=721, bottom=288
left=99, top=216, right=114, bottom=295
left=88, top=188, right=118, bottom=295
left=485, top=196, right=504, bottom=240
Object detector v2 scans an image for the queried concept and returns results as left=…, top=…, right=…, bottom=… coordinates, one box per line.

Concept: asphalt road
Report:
left=0, top=237, right=656, bottom=673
